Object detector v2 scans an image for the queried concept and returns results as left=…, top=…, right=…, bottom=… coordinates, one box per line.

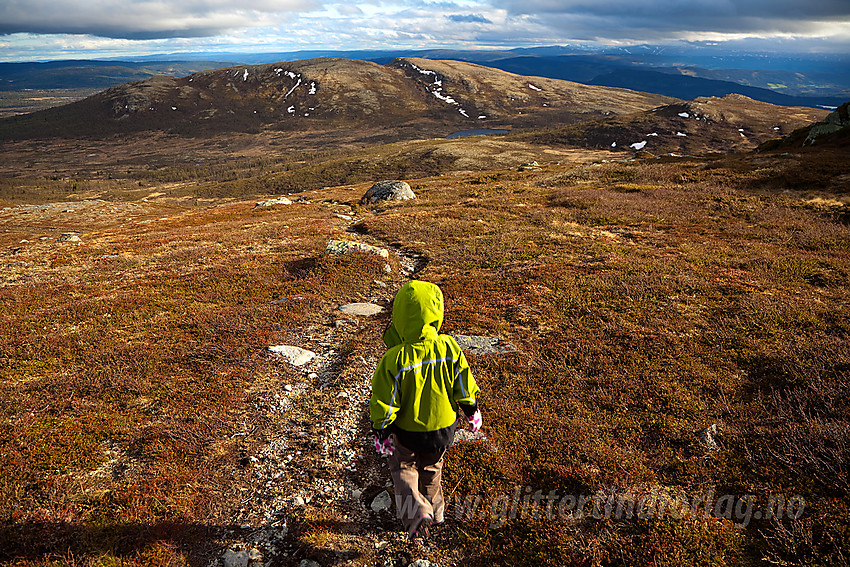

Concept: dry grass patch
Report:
left=1, top=144, right=849, bottom=566
left=0, top=197, right=394, bottom=564
left=353, top=151, right=850, bottom=566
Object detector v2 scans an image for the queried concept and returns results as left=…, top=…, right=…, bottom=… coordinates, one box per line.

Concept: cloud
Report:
left=446, top=14, right=493, bottom=23
left=1, top=0, right=847, bottom=61
left=489, top=0, right=850, bottom=41
left=335, top=5, right=364, bottom=16
left=0, top=0, right=321, bottom=39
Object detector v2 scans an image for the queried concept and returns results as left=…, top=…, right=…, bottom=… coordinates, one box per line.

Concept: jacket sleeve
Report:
left=369, top=354, right=402, bottom=431
left=451, top=347, right=480, bottom=408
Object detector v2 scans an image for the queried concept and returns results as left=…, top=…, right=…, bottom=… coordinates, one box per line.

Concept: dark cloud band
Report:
left=490, top=0, right=850, bottom=38
left=0, top=0, right=319, bottom=40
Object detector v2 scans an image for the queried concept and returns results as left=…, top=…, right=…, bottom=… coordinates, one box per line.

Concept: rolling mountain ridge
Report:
left=1, top=56, right=830, bottom=156
left=0, top=57, right=677, bottom=139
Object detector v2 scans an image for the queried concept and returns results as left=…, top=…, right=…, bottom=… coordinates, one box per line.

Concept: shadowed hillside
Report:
left=520, top=94, right=829, bottom=155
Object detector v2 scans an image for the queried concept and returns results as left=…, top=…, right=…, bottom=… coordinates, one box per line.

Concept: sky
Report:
left=1, top=0, right=849, bottom=62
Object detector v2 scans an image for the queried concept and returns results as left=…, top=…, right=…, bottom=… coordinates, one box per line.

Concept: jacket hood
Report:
left=383, top=280, right=444, bottom=347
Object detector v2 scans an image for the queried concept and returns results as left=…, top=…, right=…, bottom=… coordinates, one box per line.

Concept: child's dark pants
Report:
left=388, top=434, right=446, bottom=531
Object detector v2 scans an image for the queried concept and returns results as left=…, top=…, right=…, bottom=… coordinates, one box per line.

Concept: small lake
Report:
left=446, top=128, right=510, bottom=139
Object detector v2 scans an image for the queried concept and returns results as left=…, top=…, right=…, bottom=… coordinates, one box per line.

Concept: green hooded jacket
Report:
left=370, top=281, right=479, bottom=434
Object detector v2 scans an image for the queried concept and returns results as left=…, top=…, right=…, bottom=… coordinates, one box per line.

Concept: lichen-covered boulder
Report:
left=360, top=180, right=415, bottom=204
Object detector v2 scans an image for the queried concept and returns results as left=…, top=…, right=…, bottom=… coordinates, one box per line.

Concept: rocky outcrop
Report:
left=451, top=334, right=516, bottom=355
left=804, top=102, right=850, bottom=145
left=697, top=424, right=721, bottom=451
left=325, top=239, right=389, bottom=259
left=254, top=196, right=292, bottom=208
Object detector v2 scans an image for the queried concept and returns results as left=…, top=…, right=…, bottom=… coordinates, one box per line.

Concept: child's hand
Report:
left=373, top=434, right=395, bottom=456
left=467, top=409, right=483, bottom=433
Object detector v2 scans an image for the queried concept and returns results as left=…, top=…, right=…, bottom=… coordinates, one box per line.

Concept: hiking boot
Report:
left=409, top=513, right=433, bottom=540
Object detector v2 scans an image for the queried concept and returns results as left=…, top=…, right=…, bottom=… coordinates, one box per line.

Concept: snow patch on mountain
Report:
left=284, top=76, right=302, bottom=99
left=405, top=61, right=471, bottom=119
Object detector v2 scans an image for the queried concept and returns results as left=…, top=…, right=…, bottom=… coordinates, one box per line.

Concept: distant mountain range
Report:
left=2, top=46, right=848, bottom=109
left=0, top=60, right=231, bottom=91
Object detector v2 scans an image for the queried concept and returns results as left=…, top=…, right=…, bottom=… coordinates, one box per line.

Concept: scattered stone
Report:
left=248, top=549, right=263, bottom=562
left=360, top=180, right=415, bottom=204
left=451, top=334, right=515, bottom=355
left=375, top=541, right=389, bottom=549
left=337, top=391, right=349, bottom=399
left=697, top=424, right=720, bottom=450
left=409, top=561, right=438, bottom=567
left=291, top=496, right=306, bottom=506
left=268, top=345, right=316, bottom=366
left=308, top=372, right=319, bottom=380
left=519, top=161, right=541, bottom=171
left=284, top=384, right=293, bottom=392
left=300, top=561, right=320, bottom=567
left=339, top=303, right=384, bottom=317
left=373, top=280, right=387, bottom=287
left=325, top=239, right=389, bottom=259
left=254, top=196, right=292, bottom=208
left=453, top=429, right=497, bottom=452
left=383, top=264, right=392, bottom=274
left=57, top=233, right=82, bottom=242
left=351, top=489, right=362, bottom=500
left=453, top=429, right=487, bottom=445
left=223, top=549, right=250, bottom=567
left=370, top=490, right=392, bottom=513
left=635, top=150, right=657, bottom=159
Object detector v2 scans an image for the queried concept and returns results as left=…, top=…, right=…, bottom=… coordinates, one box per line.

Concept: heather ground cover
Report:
left=1, top=146, right=848, bottom=566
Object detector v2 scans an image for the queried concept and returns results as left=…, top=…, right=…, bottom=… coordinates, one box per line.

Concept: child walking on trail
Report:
left=369, top=280, right=483, bottom=539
